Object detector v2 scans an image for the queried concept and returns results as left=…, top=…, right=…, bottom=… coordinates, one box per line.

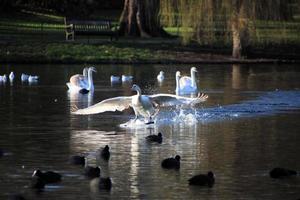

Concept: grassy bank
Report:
left=1, top=10, right=300, bottom=64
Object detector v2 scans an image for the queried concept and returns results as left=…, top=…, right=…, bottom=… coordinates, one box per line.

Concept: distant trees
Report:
left=160, top=0, right=298, bottom=58
left=1, top=0, right=122, bottom=16
left=119, top=0, right=169, bottom=37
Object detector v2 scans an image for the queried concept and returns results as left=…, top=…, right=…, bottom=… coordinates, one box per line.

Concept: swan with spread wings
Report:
left=72, top=84, right=208, bottom=124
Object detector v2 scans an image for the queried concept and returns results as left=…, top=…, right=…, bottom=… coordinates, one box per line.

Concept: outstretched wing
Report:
left=72, top=96, right=132, bottom=115
left=149, top=93, right=208, bottom=107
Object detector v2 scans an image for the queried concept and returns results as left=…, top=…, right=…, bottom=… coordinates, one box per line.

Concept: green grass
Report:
left=46, top=43, right=164, bottom=61
left=0, top=9, right=300, bottom=63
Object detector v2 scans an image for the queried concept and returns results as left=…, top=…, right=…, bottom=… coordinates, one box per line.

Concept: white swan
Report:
left=175, top=71, right=182, bottom=95
left=178, top=67, right=198, bottom=94
left=121, top=75, right=133, bottom=82
left=67, top=67, right=96, bottom=93
left=9, top=72, right=14, bottom=82
left=157, top=71, right=164, bottom=82
left=72, top=84, right=208, bottom=124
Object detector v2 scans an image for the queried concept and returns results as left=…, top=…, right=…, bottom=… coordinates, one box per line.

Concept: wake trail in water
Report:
left=120, top=90, right=300, bottom=128
left=196, top=90, right=300, bottom=123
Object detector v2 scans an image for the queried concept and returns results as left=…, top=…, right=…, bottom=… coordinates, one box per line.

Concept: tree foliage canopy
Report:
left=160, top=0, right=298, bottom=45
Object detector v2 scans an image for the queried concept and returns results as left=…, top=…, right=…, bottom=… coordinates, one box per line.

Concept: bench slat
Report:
left=64, top=17, right=117, bottom=41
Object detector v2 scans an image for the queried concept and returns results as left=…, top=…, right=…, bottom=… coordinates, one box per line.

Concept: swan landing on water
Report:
left=72, top=84, right=208, bottom=124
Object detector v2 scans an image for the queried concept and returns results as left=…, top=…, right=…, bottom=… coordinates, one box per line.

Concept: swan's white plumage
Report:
left=0, top=74, right=7, bottom=82
left=110, top=75, right=120, bottom=82
left=72, top=84, right=208, bottom=121
left=9, top=72, right=14, bottom=82
left=28, top=75, right=39, bottom=82
left=21, top=73, right=29, bottom=81
left=67, top=67, right=96, bottom=92
left=73, top=96, right=132, bottom=115
left=121, top=75, right=133, bottom=82
left=157, top=71, right=164, bottom=82
left=177, top=67, right=198, bottom=94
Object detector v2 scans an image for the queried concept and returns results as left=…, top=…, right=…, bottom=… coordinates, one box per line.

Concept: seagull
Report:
left=28, top=75, right=39, bottom=82
left=0, top=74, right=6, bottom=82
left=21, top=73, right=30, bottom=82
left=110, top=75, right=120, bottom=82
left=157, top=71, right=165, bottom=82
left=121, top=75, right=133, bottom=82
left=72, top=84, right=208, bottom=124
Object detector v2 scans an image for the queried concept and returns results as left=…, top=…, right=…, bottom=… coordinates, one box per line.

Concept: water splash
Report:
left=119, top=90, right=300, bottom=128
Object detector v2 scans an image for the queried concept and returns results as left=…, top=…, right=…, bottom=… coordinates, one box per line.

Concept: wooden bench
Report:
left=64, top=18, right=118, bottom=41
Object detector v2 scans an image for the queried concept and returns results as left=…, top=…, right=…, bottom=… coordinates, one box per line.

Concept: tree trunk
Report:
left=231, top=19, right=242, bottom=59
left=119, top=0, right=170, bottom=37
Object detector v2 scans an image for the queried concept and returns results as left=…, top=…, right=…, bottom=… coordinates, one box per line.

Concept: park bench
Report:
left=64, top=18, right=118, bottom=41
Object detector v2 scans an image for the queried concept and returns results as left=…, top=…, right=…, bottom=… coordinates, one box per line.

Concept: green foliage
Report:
left=160, top=0, right=300, bottom=47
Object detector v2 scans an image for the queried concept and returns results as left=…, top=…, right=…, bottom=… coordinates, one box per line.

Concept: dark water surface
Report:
left=0, top=64, right=300, bottom=199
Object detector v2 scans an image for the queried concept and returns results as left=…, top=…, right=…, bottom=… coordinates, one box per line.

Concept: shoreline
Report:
left=1, top=57, right=299, bottom=65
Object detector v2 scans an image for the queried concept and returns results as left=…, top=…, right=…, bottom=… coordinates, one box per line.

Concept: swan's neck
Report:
left=191, top=70, right=197, bottom=88
left=136, top=88, right=142, bottom=96
left=175, top=74, right=180, bottom=92
left=83, top=68, right=88, bottom=77
left=87, top=70, right=94, bottom=91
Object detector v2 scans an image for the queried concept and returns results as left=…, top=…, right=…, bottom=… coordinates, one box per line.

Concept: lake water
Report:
left=0, top=64, right=300, bottom=199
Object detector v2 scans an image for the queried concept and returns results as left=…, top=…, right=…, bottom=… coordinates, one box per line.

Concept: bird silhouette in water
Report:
left=31, top=176, right=45, bottom=191
left=161, top=155, right=181, bottom=169
left=100, top=145, right=110, bottom=161
left=188, top=171, right=215, bottom=187
left=70, top=155, right=86, bottom=166
left=32, top=169, right=62, bottom=184
left=269, top=167, right=297, bottom=179
left=84, top=166, right=101, bottom=179
left=146, top=132, right=163, bottom=144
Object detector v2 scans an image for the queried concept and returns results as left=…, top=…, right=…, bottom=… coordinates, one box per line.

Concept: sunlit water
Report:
left=0, top=64, right=300, bottom=199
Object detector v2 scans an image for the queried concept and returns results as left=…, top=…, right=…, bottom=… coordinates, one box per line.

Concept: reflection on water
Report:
left=0, top=64, right=300, bottom=199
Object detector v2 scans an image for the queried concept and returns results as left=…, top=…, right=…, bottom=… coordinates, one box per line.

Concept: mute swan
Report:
left=175, top=71, right=182, bottom=95
left=72, top=84, right=208, bottom=124
left=110, top=75, right=120, bottom=82
left=67, top=67, right=88, bottom=89
left=157, top=71, right=164, bottom=82
left=9, top=72, right=14, bottom=82
left=67, top=67, right=96, bottom=93
left=121, top=75, right=133, bottom=82
left=178, top=67, right=198, bottom=94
